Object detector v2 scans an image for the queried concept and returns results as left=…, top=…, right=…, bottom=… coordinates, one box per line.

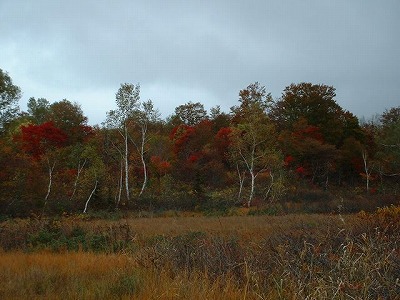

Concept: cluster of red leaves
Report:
left=214, top=127, right=232, bottom=156
left=295, top=166, right=307, bottom=176
left=150, top=155, right=171, bottom=176
left=293, top=125, right=324, bottom=143
left=285, top=155, right=309, bottom=177
left=187, top=152, right=202, bottom=163
left=170, top=124, right=196, bottom=155
left=19, top=122, right=67, bottom=160
left=284, top=155, right=294, bottom=166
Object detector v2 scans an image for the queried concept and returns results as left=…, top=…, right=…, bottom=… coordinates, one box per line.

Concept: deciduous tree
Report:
left=27, top=97, right=50, bottom=124
left=105, top=83, right=140, bottom=203
left=271, top=83, right=361, bottom=146
left=230, top=83, right=282, bottom=206
left=0, top=69, right=21, bottom=132
left=278, top=118, right=337, bottom=187
left=173, top=101, right=208, bottom=126
left=18, top=122, right=67, bottom=213
left=130, top=99, right=160, bottom=196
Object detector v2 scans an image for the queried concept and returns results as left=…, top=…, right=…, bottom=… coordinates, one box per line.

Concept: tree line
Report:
left=1, top=68, right=399, bottom=216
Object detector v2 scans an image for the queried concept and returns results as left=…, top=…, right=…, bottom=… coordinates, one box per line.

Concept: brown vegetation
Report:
left=0, top=206, right=399, bottom=299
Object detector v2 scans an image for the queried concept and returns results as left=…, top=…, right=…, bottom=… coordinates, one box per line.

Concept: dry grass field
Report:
left=0, top=207, right=399, bottom=299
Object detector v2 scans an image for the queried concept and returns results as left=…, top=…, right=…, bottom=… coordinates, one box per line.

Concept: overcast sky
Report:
left=1, top=0, right=399, bottom=125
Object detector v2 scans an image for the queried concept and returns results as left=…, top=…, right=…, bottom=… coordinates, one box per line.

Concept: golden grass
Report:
left=0, top=252, right=133, bottom=299
left=0, top=252, right=253, bottom=299
left=48, top=213, right=349, bottom=239
left=0, top=213, right=348, bottom=252
left=0, top=208, right=398, bottom=299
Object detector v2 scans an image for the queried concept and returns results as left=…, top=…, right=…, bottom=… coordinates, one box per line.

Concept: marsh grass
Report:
left=0, top=207, right=399, bottom=299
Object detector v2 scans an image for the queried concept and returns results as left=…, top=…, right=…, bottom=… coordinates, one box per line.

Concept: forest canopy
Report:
left=0, top=68, right=399, bottom=217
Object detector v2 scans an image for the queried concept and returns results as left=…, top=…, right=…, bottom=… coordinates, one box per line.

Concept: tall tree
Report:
left=271, top=82, right=361, bottom=146
left=0, top=69, right=21, bottom=132
left=279, top=118, right=337, bottom=187
left=105, top=83, right=140, bottom=204
left=230, top=83, right=282, bottom=207
left=173, top=101, right=208, bottom=126
left=376, top=106, right=400, bottom=182
left=18, top=122, right=68, bottom=213
left=210, top=105, right=231, bottom=132
left=231, top=82, right=272, bottom=123
left=27, top=97, right=50, bottom=124
left=380, top=107, right=400, bottom=128
left=49, top=99, right=92, bottom=145
left=131, top=99, right=160, bottom=196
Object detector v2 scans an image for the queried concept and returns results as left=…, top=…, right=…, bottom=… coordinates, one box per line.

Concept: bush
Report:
left=248, top=205, right=281, bottom=216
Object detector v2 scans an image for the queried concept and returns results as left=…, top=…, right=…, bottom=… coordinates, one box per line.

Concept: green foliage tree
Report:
left=81, top=144, right=106, bottom=213
left=209, top=105, right=231, bottom=132
left=27, top=97, right=50, bottom=124
left=271, top=82, right=361, bottom=146
left=49, top=99, right=91, bottom=145
left=0, top=69, right=21, bottom=132
left=105, top=84, right=159, bottom=203
left=173, top=101, right=208, bottom=126
left=380, top=107, right=400, bottom=128
left=105, top=83, right=141, bottom=204
left=230, top=83, right=283, bottom=207
left=374, top=107, right=400, bottom=192
left=130, top=99, right=160, bottom=196
left=231, top=82, right=272, bottom=123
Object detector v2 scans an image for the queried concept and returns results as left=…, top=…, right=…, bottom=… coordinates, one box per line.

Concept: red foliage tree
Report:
left=150, top=155, right=171, bottom=178
left=19, top=122, right=67, bottom=160
left=279, top=118, right=337, bottom=186
left=170, top=124, right=196, bottom=156
left=214, top=127, right=232, bottom=156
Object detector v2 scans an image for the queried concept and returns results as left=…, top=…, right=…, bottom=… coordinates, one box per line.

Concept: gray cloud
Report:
left=1, top=0, right=399, bottom=125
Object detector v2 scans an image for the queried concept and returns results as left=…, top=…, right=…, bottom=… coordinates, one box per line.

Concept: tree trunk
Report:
left=69, top=159, right=86, bottom=201
left=247, top=145, right=256, bottom=207
left=362, top=149, right=370, bottom=193
left=124, top=125, right=130, bottom=202
left=236, top=163, right=245, bottom=203
left=264, top=171, right=274, bottom=201
left=116, top=159, right=123, bottom=209
left=83, top=179, right=98, bottom=214
left=42, top=159, right=55, bottom=215
left=248, top=171, right=255, bottom=207
left=138, top=129, right=147, bottom=196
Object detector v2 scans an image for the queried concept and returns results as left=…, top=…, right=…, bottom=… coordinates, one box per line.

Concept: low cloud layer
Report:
left=1, top=0, right=399, bottom=124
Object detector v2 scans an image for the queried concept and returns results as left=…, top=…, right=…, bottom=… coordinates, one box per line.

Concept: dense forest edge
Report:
left=0, top=67, right=399, bottom=218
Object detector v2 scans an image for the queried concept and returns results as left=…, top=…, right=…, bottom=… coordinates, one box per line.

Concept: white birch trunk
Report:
left=69, top=159, right=86, bottom=201
left=264, top=171, right=274, bottom=201
left=124, top=125, right=130, bottom=202
left=83, top=179, right=98, bottom=213
left=362, top=149, right=370, bottom=193
left=138, top=124, right=147, bottom=196
left=247, top=143, right=256, bottom=207
left=43, top=159, right=55, bottom=214
left=116, top=159, right=123, bottom=209
left=248, top=172, right=255, bottom=207
left=236, top=163, right=245, bottom=203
